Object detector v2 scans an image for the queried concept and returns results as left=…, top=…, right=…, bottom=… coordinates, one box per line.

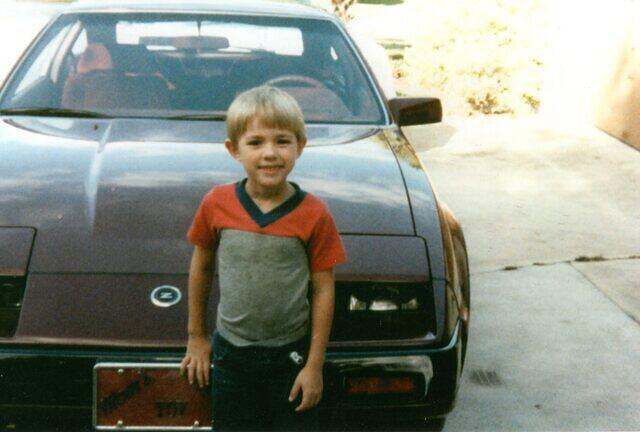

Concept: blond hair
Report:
left=226, top=86, right=306, bottom=146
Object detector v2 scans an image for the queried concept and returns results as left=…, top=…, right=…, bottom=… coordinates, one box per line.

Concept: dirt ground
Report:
left=349, top=0, right=548, bottom=116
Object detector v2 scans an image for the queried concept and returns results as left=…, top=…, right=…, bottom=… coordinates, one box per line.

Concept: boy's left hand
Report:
left=289, top=365, right=323, bottom=412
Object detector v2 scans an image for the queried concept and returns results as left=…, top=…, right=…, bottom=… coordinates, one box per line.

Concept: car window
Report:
left=0, top=13, right=385, bottom=124
left=117, top=21, right=198, bottom=44
left=119, top=21, right=304, bottom=56
left=70, top=29, right=88, bottom=57
left=201, top=23, right=303, bottom=56
left=12, top=22, right=72, bottom=96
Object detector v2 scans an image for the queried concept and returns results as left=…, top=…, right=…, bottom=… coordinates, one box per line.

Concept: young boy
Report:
left=180, top=86, right=347, bottom=431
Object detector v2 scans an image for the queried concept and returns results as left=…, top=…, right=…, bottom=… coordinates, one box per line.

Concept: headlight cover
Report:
left=333, top=281, right=435, bottom=341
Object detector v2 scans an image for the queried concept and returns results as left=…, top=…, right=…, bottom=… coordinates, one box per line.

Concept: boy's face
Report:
left=225, top=117, right=306, bottom=194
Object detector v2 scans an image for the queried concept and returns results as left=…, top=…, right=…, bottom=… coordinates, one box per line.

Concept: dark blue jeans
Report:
left=212, top=331, right=319, bottom=431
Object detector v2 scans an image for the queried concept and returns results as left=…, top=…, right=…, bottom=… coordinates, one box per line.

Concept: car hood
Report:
left=0, top=116, right=414, bottom=274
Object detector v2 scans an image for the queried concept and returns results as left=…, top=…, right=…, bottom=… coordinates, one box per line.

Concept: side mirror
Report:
left=388, top=97, right=442, bottom=126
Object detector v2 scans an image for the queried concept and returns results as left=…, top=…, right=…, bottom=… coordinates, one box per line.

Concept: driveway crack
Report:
left=472, top=255, right=640, bottom=326
left=472, top=254, right=640, bottom=275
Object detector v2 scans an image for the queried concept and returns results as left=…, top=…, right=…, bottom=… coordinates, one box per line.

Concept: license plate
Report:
left=93, top=362, right=212, bottom=430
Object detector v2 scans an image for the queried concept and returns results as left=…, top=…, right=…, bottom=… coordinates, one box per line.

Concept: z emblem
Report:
left=150, top=285, right=182, bottom=308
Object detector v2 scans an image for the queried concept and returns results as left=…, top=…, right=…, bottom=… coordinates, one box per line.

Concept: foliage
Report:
left=396, top=0, right=548, bottom=116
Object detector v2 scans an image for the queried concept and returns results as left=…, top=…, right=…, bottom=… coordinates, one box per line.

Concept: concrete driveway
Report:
left=406, top=118, right=640, bottom=430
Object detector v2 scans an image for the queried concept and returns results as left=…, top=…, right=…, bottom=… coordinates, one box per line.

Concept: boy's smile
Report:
left=225, top=117, right=306, bottom=202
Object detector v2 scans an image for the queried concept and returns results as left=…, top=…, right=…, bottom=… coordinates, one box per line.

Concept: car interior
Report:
left=1, top=14, right=385, bottom=123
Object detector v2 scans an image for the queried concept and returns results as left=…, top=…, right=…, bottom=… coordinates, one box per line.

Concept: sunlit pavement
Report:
left=2, top=2, right=640, bottom=431
left=410, top=117, right=640, bottom=430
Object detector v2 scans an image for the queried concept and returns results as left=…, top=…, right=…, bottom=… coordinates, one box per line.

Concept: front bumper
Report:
left=0, top=321, right=462, bottom=429
left=323, top=320, right=462, bottom=421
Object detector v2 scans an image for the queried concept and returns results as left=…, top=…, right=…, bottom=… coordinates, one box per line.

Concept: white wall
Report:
left=538, top=0, right=631, bottom=124
left=0, top=2, right=60, bottom=84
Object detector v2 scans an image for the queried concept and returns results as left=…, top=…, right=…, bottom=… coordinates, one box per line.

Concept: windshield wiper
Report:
left=0, top=107, right=112, bottom=118
left=164, top=113, right=227, bottom=121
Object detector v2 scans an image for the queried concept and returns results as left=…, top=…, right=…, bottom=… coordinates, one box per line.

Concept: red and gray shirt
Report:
left=188, top=180, right=347, bottom=347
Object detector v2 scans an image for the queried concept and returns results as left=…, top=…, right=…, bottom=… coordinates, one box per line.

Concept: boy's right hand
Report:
left=180, top=334, right=212, bottom=388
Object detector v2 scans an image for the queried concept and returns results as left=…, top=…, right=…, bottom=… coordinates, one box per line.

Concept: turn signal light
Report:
left=348, top=295, right=367, bottom=311
left=345, top=376, right=417, bottom=395
left=401, top=298, right=419, bottom=310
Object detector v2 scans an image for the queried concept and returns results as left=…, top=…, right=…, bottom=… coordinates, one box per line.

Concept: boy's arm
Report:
left=289, top=268, right=335, bottom=412
left=306, top=268, right=335, bottom=370
left=180, top=245, right=215, bottom=388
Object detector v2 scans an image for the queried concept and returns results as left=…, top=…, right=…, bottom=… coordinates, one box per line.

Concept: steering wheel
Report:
left=263, top=75, right=326, bottom=89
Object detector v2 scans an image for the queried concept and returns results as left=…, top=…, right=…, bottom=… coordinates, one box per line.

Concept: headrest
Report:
left=111, top=45, right=158, bottom=75
left=77, top=43, right=113, bottom=74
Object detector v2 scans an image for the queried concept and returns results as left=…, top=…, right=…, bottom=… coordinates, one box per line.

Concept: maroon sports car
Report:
left=0, top=1, right=470, bottom=430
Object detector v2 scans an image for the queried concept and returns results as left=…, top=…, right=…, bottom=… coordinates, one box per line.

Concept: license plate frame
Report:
left=93, top=362, right=212, bottom=431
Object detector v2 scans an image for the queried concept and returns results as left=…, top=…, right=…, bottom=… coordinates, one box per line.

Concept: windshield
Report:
left=0, top=12, right=385, bottom=124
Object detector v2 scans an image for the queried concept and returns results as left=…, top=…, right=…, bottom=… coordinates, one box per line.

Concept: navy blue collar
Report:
left=236, top=179, right=307, bottom=228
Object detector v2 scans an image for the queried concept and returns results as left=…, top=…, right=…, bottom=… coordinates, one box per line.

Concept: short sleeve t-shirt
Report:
left=187, top=180, right=347, bottom=347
